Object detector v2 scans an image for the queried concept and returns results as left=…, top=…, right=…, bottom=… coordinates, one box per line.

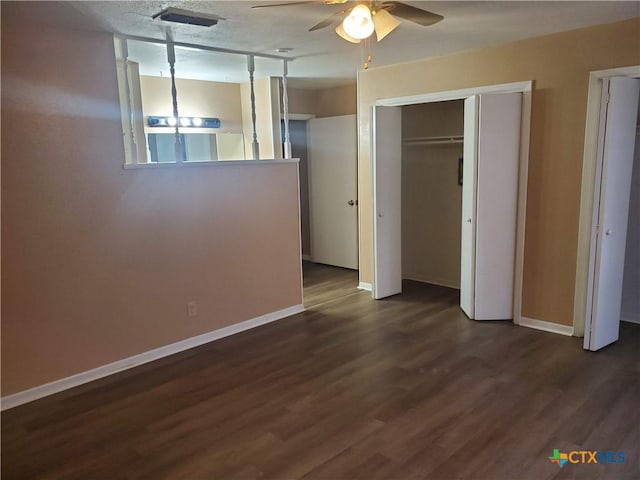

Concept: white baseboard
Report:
left=621, top=312, right=640, bottom=324
left=519, top=316, right=574, bottom=337
left=358, top=282, right=372, bottom=291
left=302, top=254, right=312, bottom=262
left=1, top=304, right=305, bottom=411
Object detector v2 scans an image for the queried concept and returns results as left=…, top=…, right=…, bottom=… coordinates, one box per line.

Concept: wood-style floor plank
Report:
left=302, top=261, right=359, bottom=308
left=2, top=265, right=639, bottom=480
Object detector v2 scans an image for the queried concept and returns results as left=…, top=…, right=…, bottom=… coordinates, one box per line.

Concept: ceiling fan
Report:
left=252, top=1, right=443, bottom=43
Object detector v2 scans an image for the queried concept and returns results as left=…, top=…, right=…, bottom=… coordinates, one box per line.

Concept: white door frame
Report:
left=573, top=65, right=640, bottom=338
left=373, top=80, right=533, bottom=324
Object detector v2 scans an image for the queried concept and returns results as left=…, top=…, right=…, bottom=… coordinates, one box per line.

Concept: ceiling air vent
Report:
left=152, top=8, right=223, bottom=27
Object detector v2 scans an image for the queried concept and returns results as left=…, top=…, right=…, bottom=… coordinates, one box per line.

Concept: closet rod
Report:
left=403, top=135, right=464, bottom=146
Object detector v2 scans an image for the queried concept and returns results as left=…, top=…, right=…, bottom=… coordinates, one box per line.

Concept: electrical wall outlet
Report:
left=187, top=301, right=197, bottom=317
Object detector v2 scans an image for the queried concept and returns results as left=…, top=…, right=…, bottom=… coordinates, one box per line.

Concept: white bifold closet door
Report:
left=372, top=95, right=521, bottom=313
left=461, top=93, right=522, bottom=320
left=373, top=105, right=403, bottom=299
left=585, top=77, right=640, bottom=351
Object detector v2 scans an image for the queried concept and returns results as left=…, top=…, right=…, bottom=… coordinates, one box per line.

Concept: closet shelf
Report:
left=403, top=135, right=464, bottom=146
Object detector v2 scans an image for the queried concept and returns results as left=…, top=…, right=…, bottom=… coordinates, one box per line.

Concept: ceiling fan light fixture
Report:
left=342, top=4, right=375, bottom=40
left=372, top=9, right=401, bottom=41
left=335, top=22, right=361, bottom=43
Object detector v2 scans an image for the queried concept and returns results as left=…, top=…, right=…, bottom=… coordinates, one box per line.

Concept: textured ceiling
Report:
left=16, top=1, right=640, bottom=87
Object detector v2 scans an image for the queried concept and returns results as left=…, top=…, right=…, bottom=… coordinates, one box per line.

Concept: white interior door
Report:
left=461, top=96, right=479, bottom=318
left=585, top=77, right=640, bottom=351
left=308, top=114, right=358, bottom=269
left=373, top=105, right=402, bottom=299
left=461, top=92, right=522, bottom=320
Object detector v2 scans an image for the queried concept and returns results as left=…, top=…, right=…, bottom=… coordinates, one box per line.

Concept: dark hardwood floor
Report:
left=303, top=261, right=359, bottom=308
left=2, top=274, right=639, bottom=480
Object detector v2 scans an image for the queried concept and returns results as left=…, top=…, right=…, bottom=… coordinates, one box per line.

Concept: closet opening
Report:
left=372, top=80, right=532, bottom=325
left=401, top=100, right=464, bottom=298
left=621, top=99, right=640, bottom=332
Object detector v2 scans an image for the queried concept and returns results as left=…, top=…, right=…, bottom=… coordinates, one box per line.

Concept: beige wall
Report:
left=288, top=84, right=357, bottom=117
left=402, top=101, right=464, bottom=288
left=402, top=100, right=465, bottom=139
left=358, top=17, right=640, bottom=327
left=288, top=87, right=318, bottom=115
left=315, top=84, right=358, bottom=118
left=1, top=11, right=302, bottom=395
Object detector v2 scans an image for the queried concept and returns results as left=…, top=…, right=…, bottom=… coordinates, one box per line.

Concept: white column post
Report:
left=166, top=36, right=183, bottom=163
left=282, top=60, right=292, bottom=159
left=248, top=55, right=260, bottom=160
left=120, top=38, right=139, bottom=164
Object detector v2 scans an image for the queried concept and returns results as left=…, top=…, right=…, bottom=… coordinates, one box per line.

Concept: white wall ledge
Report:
left=123, top=158, right=299, bottom=170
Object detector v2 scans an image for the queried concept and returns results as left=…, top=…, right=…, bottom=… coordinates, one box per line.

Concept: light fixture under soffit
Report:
left=335, top=5, right=402, bottom=43
left=147, top=116, right=221, bottom=128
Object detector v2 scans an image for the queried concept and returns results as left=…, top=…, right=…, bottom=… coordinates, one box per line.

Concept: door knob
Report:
left=605, top=229, right=612, bottom=236
left=466, top=218, right=472, bottom=223
left=348, top=200, right=355, bottom=206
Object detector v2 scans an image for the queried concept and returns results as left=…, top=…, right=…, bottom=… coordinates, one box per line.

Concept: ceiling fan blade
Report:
left=251, top=1, right=317, bottom=9
left=382, top=1, right=443, bottom=27
left=309, top=8, right=349, bottom=31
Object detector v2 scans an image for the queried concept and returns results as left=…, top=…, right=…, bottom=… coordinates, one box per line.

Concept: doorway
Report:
left=622, top=112, right=640, bottom=326
left=288, top=119, right=312, bottom=260
left=287, top=116, right=360, bottom=308
left=401, top=101, right=464, bottom=294
left=372, top=81, right=533, bottom=324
